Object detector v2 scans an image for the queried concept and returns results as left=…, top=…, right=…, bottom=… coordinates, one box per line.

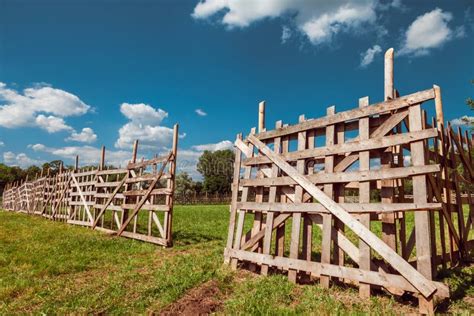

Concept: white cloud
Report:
left=192, top=0, right=378, bottom=45
left=0, top=140, right=4, bottom=147
left=360, top=44, right=382, bottom=67
left=115, top=102, right=177, bottom=150
left=66, top=127, right=97, bottom=143
left=120, top=102, right=168, bottom=125
left=399, top=8, right=461, bottom=56
left=451, top=115, right=474, bottom=127
left=195, top=108, right=207, bottom=116
left=35, top=115, right=73, bottom=133
left=191, top=140, right=233, bottom=151
left=3, top=151, right=44, bottom=168
left=0, top=82, right=90, bottom=130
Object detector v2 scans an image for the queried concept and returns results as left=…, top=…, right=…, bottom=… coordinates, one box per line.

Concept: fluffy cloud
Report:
left=192, top=0, right=379, bottom=45
left=360, top=44, right=382, bottom=67
left=120, top=103, right=168, bottom=125
left=0, top=140, right=4, bottom=147
left=3, top=151, right=44, bottom=168
left=399, top=8, right=463, bottom=56
left=115, top=103, right=177, bottom=150
left=0, top=82, right=90, bottom=130
left=66, top=127, right=98, bottom=143
left=35, top=115, right=73, bottom=133
left=195, top=108, right=207, bottom=116
left=191, top=140, right=233, bottom=151
left=451, top=115, right=474, bottom=127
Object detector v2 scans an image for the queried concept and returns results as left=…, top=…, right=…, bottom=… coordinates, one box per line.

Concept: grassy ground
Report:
left=0, top=205, right=472, bottom=314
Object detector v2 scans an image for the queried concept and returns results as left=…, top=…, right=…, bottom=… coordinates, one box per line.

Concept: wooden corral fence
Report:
left=224, top=49, right=473, bottom=314
left=2, top=124, right=179, bottom=247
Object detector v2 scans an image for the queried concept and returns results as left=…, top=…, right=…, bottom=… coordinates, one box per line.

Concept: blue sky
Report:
left=0, top=0, right=473, bottom=178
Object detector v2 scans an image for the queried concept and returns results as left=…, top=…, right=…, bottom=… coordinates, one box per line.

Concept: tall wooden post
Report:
left=100, top=146, right=105, bottom=171
left=382, top=48, right=396, bottom=251
left=258, top=101, right=265, bottom=132
left=75, top=155, right=79, bottom=172
left=410, top=104, right=434, bottom=314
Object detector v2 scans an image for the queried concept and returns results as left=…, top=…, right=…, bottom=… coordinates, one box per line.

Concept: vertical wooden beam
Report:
left=275, top=129, right=288, bottom=258
left=75, top=156, right=79, bottom=172
left=262, top=120, right=282, bottom=276
left=409, top=104, right=434, bottom=315
left=165, top=124, right=179, bottom=245
left=321, top=107, right=335, bottom=289
left=382, top=47, right=396, bottom=252
left=334, top=123, right=345, bottom=271
left=225, top=133, right=243, bottom=264
left=288, top=115, right=306, bottom=284
left=384, top=48, right=394, bottom=100
left=100, top=146, right=106, bottom=171
left=258, top=101, right=265, bottom=133
left=359, top=96, right=371, bottom=298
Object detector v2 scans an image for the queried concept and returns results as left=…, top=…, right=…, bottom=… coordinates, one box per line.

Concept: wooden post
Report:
left=382, top=47, right=396, bottom=252
left=165, top=124, right=179, bottom=245
left=359, top=97, right=371, bottom=298
left=100, top=146, right=105, bottom=171
left=258, top=101, right=265, bottom=133
left=75, top=156, right=79, bottom=172
left=321, top=107, right=335, bottom=288
left=409, top=104, right=434, bottom=314
left=288, top=114, right=306, bottom=284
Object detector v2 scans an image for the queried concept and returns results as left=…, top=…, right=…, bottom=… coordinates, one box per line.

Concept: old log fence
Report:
left=224, top=49, right=473, bottom=314
left=2, top=124, right=179, bottom=247
left=2, top=49, right=473, bottom=313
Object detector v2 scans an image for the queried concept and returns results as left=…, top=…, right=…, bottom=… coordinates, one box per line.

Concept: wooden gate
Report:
left=224, top=50, right=473, bottom=314
left=92, top=125, right=178, bottom=247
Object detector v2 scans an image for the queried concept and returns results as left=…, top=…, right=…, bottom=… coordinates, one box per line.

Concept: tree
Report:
left=42, top=160, right=64, bottom=175
left=175, top=172, right=195, bottom=197
left=196, top=149, right=234, bottom=194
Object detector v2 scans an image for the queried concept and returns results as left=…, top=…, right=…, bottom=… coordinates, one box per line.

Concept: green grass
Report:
left=0, top=205, right=472, bottom=314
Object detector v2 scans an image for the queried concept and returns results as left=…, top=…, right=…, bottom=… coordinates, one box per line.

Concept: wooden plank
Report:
left=237, top=202, right=442, bottom=213
left=224, top=133, right=243, bottom=264
left=240, top=165, right=440, bottom=187
left=262, top=121, right=282, bottom=275
left=321, top=107, right=335, bottom=288
left=127, top=154, right=170, bottom=169
left=244, top=128, right=438, bottom=166
left=229, top=249, right=449, bottom=298
left=247, top=134, right=438, bottom=298
left=256, top=89, right=435, bottom=141
left=358, top=96, right=371, bottom=298
left=409, top=104, right=434, bottom=314
left=289, top=115, right=306, bottom=283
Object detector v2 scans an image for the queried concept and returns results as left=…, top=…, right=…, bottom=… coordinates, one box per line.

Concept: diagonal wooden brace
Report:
left=247, top=133, right=438, bottom=299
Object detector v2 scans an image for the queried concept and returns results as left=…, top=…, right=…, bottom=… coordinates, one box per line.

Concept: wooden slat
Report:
left=244, top=128, right=438, bottom=165
left=256, top=89, right=435, bottom=140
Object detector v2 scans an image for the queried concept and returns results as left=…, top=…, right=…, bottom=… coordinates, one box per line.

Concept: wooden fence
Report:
left=2, top=124, right=179, bottom=247
left=224, top=49, right=473, bottom=314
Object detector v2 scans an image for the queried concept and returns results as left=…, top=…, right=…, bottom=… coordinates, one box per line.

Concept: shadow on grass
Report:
left=172, top=230, right=224, bottom=246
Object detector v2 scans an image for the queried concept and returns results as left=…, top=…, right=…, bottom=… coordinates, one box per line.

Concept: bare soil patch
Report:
left=160, top=280, right=224, bottom=315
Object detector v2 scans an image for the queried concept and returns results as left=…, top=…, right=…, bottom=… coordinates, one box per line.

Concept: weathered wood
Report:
left=256, top=89, right=435, bottom=141
left=244, top=128, right=438, bottom=165
left=247, top=134, right=438, bottom=298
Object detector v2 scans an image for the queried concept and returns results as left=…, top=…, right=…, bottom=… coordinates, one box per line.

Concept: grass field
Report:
left=0, top=205, right=472, bottom=314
